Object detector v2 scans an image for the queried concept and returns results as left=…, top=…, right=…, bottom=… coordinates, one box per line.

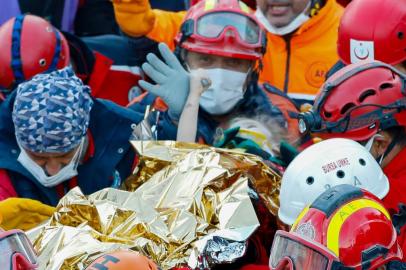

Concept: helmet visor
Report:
left=0, top=230, right=38, bottom=269
left=196, top=12, right=261, bottom=45
left=269, top=231, right=335, bottom=270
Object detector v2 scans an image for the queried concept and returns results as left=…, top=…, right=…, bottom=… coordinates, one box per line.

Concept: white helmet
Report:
left=278, top=138, right=389, bottom=226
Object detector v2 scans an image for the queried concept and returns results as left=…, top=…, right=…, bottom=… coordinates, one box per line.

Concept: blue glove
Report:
left=139, top=43, right=190, bottom=119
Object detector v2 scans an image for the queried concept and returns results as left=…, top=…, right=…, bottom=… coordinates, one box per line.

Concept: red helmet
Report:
left=269, top=185, right=403, bottom=270
left=85, top=250, right=158, bottom=270
left=298, top=61, right=406, bottom=141
left=0, top=15, right=70, bottom=90
left=337, top=0, right=406, bottom=65
left=176, top=0, right=266, bottom=60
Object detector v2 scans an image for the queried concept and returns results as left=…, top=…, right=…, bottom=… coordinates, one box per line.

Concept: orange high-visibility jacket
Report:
left=113, top=0, right=343, bottom=102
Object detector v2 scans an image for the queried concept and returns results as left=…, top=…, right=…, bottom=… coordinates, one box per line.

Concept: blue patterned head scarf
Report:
left=12, top=67, right=93, bottom=153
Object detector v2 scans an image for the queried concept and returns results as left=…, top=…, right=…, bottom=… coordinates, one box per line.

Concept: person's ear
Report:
left=371, top=131, right=391, bottom=157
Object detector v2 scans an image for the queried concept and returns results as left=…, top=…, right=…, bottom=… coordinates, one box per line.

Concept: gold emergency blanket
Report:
left=28, top=141, right=281, bottom=270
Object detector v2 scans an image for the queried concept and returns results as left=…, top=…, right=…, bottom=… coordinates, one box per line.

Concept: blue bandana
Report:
left=12, top=67, right=93, bottom=153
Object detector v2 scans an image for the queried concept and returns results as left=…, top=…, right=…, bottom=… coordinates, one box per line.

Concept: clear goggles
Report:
left=269, top=231, right=342, bottom=270
left=0, top=230, right=38, bottom=270
left=195, top=11, right=263, bottom=47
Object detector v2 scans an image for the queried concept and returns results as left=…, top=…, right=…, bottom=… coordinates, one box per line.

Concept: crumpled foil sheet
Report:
left=28, top=141, right=281, bottom=270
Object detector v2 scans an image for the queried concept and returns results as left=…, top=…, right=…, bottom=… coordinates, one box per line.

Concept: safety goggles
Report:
left=0, top=229, right=38, bottom=270
left=183, top=11, right=265, bottom=49
left=269, top=230, right=344, bottom=270
left=298, top=98, right=406, bottom=135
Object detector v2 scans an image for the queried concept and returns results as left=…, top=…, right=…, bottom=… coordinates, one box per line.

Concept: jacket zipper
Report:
left=283, top=35, right=293, bottom=93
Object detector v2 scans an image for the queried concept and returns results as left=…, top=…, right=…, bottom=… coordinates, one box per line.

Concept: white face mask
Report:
left=195, top=68, right=247, bottom=115
left=255, top=4, right=311, bottom=36
left=17, top=139, right=85, bottom=187
left=364, top=134, right=385, bottom=165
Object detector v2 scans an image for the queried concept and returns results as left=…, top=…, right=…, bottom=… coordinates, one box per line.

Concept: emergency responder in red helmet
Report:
left=298, top=60, right=406, bottom=262
left=0, top=15, right=142, bottom=106
left=0, top=15, right=69, bottom=91
left=327, top=0, right=406, bottom=77
left=85, top=250, right=158, bottom=270
left=130, top=3, right=285, bottom=265
left=131, top=0, right=299, bottom=145
left=113, top=0, right=344, bottom=106
left=270, top=184, right=404, bottom=270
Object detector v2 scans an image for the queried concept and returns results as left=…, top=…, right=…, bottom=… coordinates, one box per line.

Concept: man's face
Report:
left=257, top=0, right=311, bottom=28
left=185, top=51, right=253, bottom=73
left=26, top=146, right=79, bottom=176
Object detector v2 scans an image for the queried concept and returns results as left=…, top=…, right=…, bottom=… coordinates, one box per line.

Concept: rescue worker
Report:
left=0, top=15, right=142, bottom=106
left=0, top=67, right=143, bottom=206
left=298, top=60, right=406, bottom=257
left=112, top=0, right=343, bottom=105
left=133, top=0, right=300, bottom=144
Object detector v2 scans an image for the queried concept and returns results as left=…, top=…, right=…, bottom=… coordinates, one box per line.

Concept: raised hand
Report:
left=139, top=43, right=190, bottom=119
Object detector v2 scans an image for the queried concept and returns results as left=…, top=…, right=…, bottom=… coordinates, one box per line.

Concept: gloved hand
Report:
left=112, top=0, right=155, bottom=37
left=0, top=198, right=55, bottom=231
left=139, top=43, right=190, bottom=120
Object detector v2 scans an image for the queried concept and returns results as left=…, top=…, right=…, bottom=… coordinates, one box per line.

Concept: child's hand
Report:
left=190, top=68, right=211, bottom=96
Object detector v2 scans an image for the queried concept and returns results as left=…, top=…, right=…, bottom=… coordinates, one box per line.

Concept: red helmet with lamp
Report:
left=297, top=61, right=406, bottom=141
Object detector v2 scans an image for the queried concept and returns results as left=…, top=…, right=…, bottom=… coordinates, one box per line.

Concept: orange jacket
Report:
left=261, top=0, right=343, bottom=102
left=113, top=0, right=343, bottom=103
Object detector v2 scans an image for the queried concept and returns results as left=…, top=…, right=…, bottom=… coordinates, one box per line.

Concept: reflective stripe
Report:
left=11, top=15, right=25, bottom=84
left=110, top=65, right=143, bottom=76
left=204, top=0, right=216, bottom=10
left=48, top=27, right=62, bottom=72
left=326, top=199, right=391, bottom=257
left=287, top=93, right=317, bottom=101
left=291, top=206, right=310, bottom=231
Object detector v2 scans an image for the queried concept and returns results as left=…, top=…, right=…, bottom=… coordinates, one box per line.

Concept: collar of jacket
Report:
left=298, top=0, right=343, bottom=34
left=267, top=0, right=343, bottom=42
